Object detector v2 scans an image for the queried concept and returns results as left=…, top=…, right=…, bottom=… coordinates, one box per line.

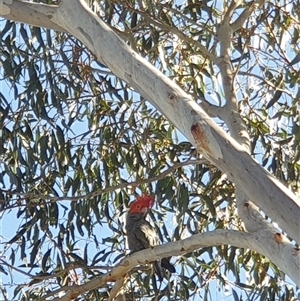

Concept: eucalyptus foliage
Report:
left=0, top=0, right=299, bottom=300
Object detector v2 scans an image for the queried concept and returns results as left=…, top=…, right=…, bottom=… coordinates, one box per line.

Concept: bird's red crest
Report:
left=128, top=194, right=155, bottom=213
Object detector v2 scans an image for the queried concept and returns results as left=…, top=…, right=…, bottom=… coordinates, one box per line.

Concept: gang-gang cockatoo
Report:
left=126, top=195, right=175, bottom=281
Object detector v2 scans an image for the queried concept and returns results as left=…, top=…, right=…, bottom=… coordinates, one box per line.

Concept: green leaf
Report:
left=30, top=239, right=41, bottom=266
left=42, top=249, right=51, bottom=272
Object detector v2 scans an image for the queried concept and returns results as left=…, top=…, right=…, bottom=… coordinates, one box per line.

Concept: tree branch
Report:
left=223, top=0, right=243, bottom=24
left=1, top=0, right=299, bottom=244
left=215, top=1, right=250, bottom=149
left=45, top=229, right=299, bottom=301
left=231, top=0, right=266, bottom=32
left=236, top=190, right=273, bottom=233
left=136, top=10, right=219, bottom=64
left=0, top=159, right=205, bottom=205
left=238, top=71, right=294, bottom=97
left=108, top=277, right=126, bottom=301
left=0, top=0, right=65, bottom=32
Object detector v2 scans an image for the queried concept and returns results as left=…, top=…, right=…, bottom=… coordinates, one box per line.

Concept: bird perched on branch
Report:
left=125, top=194, right=175, bottom=281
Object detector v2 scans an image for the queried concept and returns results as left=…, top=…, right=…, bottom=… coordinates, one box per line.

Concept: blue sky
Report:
left=1, top=2, right=299, bottom=299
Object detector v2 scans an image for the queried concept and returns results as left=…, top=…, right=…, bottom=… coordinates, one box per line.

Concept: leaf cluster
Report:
left=0, top=0, right=299, bottom=300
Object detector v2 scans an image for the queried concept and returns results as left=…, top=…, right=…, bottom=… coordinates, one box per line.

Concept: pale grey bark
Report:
left=47, top=228, right=299, bottom=301
left=46, top=0, right=300, bottom=245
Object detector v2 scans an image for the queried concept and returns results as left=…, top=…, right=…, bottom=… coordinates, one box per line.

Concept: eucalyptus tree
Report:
left=0, top=0, right=299, bottom=300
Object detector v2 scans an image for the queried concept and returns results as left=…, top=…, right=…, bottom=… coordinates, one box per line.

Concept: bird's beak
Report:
left=141, top=207, right=149, bottom=216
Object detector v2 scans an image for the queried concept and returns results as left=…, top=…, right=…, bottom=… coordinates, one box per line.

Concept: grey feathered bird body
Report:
left=126, top=211, right=175, bottom=281
left=126, top=213, right=158, bottom=252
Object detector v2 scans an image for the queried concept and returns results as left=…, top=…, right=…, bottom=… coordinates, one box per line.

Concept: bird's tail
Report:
left=153, top=261, right=163, bottom=282
left=153, top=259, right=175, bottom=281
left=161, top=258, right=176, bottom=273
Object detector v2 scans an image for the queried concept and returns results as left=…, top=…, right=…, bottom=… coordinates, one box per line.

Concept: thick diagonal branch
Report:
left=48, top=228, right=299, bottom=301
left=0, top=0, right=299, bottom=243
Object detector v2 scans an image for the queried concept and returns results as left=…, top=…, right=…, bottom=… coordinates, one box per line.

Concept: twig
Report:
left=215, top=0, right=251, bottom=149
left=1, top=159, right=206, bottom=205
left=108, top=277, right=126, bottom=301
left=231, top=0, right=266, bottom=32
left=47, top=227, right=299, bottom=300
